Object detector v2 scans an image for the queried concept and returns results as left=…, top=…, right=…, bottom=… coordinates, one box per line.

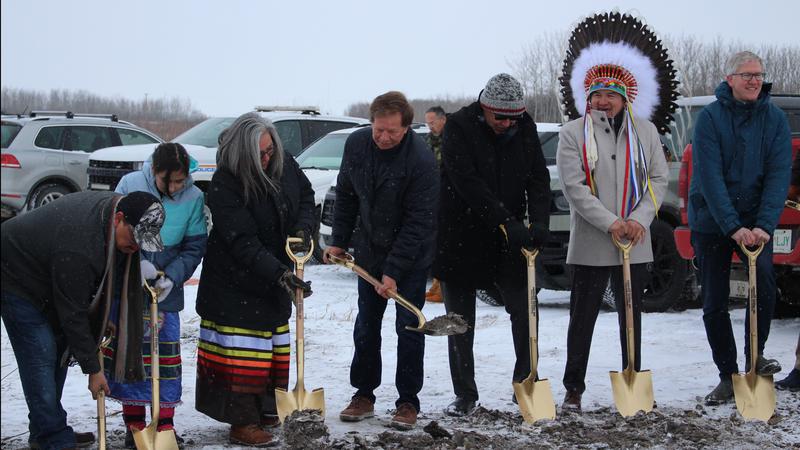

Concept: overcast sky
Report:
left=2, top=0, right=796, bottom=117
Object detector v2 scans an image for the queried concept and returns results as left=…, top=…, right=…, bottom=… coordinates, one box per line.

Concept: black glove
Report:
left=502, top=218, right=534, bottom=252
left=528, top=222, right=550, bottom=249
left=279, top=270, right=312, bottom=298
left=289, top=229, right=311, bottom=253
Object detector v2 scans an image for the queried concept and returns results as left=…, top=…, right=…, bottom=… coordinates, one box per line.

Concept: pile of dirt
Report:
left=425, top=312, right=469, bottom=336
left=282, top=409, right=328, bottom=449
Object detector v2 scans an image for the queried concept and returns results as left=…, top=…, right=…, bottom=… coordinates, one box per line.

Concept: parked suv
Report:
left=673, top=94, right=800, bottom=316
left=1, top=111, right=161, bottom=219
left=87, top=107, right=368, bottom=195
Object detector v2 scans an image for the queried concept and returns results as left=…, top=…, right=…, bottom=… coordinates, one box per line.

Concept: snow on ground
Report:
left=2, top=262, right=798, bottom=449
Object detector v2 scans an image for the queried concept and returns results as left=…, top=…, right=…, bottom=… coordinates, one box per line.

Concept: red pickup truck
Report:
left=672, top=94, right=800, bottom=316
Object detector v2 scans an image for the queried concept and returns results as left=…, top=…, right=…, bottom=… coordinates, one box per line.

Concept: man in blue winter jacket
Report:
left=688, top=51, right=792, bottom=405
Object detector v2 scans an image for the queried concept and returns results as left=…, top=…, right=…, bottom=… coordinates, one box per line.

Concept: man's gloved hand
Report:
left=279, top=270, right=313, bottom=298
left=140, top=260, right=159, bottom=284
left=528, top=223, right=550, bottom=249
left=501, top=218, right=534, bottom=251
left=289, top=229, right=311, bottom=253
left=154, top=276, right=173, bottom=303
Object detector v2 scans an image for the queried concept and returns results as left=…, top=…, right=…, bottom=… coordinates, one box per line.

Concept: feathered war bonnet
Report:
left=558, top=12, right=679, bottom=218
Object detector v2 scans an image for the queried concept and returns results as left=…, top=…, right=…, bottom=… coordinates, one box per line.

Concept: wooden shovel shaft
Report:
left=521, top=248, right=540, bottom=376
left=330, top=254, right=428, bottom=329
left=285, top=237, right=314, bottom=390
left=740, top=243, right=764, bottom=375
left=613, top=237, right=636, bottom=372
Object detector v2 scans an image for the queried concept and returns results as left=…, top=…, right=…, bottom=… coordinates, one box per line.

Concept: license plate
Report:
left=773, top=229, right=792, bottom=254
left=730, top=280, right=748, bottom=299
left=90, top=183, right=110, bottom=190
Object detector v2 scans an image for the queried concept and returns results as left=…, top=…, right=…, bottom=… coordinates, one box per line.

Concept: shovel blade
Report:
left=512, top=376, right=556, bottom=422
left=732, top=372, right=775, bottom=422
left=132, top=426, right=179, bottom=450
left=609, top=369, right=654, bottom=417
left=276, top=386, right=326, bottom=423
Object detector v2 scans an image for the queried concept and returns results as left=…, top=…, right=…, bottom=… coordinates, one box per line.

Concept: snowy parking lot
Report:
left=2, top=262, right=798, bottom=449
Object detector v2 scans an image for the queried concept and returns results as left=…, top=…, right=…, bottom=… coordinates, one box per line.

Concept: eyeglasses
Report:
left=731, top=72, right=766, bottom=81
left=260, top=146, right=275, bottom=159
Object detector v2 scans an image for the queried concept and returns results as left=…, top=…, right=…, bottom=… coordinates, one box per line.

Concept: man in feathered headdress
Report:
left=556, top=12, right=674, bottom=412
left=689, top=51, right=791, bottom=405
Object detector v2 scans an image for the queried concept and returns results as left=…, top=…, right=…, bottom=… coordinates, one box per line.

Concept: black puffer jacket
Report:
left=196, top=156, right=315, bottom=330
left=330, top=127, right=439, bottom=279
left=432, top=102, right=551, bottom=286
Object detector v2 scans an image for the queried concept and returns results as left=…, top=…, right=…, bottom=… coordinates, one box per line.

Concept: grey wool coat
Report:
left=556, top=110, right=669, bottom=266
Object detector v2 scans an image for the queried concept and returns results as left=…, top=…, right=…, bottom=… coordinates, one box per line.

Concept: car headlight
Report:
left=131, top=161, right=144, bottom=170
left=553, top=192, right=570, bottom=212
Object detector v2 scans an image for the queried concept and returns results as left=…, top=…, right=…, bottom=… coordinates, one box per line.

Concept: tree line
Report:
left=0, top=87, right=206, bottom=140
left=347, top=35, right=799, bottom=124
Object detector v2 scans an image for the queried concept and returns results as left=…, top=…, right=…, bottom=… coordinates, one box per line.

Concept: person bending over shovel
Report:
left=556, top=31, right=672, bottom=411
left=323, top=91, right=439, bottom=431
left=1, top=191, right=165, bottom=449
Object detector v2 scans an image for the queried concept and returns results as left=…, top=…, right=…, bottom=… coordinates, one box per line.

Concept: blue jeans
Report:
left=350, top=269, right=427, bottom=412
left=692, top=232, right=777, bottom=379
left=1, top=291, right=76, bottom=450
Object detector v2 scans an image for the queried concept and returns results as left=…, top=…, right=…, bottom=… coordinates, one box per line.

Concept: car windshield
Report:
left=662, top=105, right=703, bottom=160
left=296, top=133, right=349, bottom=170
left=539, top=131, right=559, bottom=165
left=1, top=122, right=22, bottom=149
left=173, top=117, right=235, bottom=148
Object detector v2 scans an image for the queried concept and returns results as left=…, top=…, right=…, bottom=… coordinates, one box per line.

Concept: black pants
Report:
left=350, top=269, right=427, bottom=412
left=692, top=232, right=776, bottom=378
left=441, top=258, right=530, bottom=402
left=563, top=264, right=647, bottom=394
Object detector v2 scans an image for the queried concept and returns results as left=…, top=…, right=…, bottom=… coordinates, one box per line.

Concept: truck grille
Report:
left=88, top=160, right=137, bottom=191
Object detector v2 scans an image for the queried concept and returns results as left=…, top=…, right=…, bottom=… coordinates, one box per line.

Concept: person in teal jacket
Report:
left=109, top=142, right=208, bottom=446
left=688, top=51, right=792, bottom=405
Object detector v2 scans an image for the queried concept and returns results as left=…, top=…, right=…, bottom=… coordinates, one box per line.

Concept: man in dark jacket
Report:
left=324, top=91, right=439, bottom=430
left=689, top=51, right=792, bottom=405
left=1, top=190, right=164, bottom=450
left=433, top=73, right=551, bottom=416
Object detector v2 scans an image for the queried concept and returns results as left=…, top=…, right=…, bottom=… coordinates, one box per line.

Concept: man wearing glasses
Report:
left=432, top=73, right=551, bottom=416
left=689, top=51, right=792, bottom=405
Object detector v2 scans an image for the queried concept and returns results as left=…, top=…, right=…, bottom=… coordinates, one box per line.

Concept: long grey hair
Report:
left=216, top=112, right=284, bottom=205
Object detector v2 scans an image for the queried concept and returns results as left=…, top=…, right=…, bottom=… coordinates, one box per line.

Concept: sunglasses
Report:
left=493, top=114, right=520, bottom=121
left=260, top=146, right=275, bottom=159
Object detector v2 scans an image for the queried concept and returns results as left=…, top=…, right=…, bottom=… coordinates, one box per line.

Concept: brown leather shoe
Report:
left=260, top=414, right=281, bottom=429
left=562, top=390, right=582, bottom=412
left=340, top=395, right=375, bottom=422
left=391, top=402, right=418, bottom=430
left=230, top=424, right=277, bottom=447
left=425, top=279, right=442, bottom=302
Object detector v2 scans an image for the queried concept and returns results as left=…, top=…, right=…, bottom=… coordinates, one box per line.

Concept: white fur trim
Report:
left=569, top=41, right=659, bottom=120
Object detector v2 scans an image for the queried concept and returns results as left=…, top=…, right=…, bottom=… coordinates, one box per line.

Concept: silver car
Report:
left=1, top=111, right=162, bottom=219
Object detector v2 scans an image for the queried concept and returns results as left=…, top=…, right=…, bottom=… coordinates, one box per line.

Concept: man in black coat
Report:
left=324, top=91, right=439, bottom=430
left=1, top=190, right=164, bottom=450
left=433, top=73, right=551, bottom=416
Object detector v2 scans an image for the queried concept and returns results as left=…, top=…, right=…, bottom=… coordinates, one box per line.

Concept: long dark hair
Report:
left=152, top=142, right=190, bottom=199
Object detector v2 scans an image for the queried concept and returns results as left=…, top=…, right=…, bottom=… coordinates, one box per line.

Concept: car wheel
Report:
left=203, top=204, right=213, bottom=232
left=29, top=183, right=70, bottom=209
left=477, top=287, right=504, bottom=307
left=601, top=281, right=617, bottom=311
left=642, top=219, right=689, bottom=312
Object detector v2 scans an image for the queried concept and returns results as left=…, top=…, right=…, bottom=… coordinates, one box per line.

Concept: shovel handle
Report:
left=285, top=237, right=314, bottom=388
left=329, top=253, right=428, bottom=330
left=739, top=242, right=764, bottom=374
left=521, top=248, right=540, bottom=376
left=612, top=236, right=636, bottom=372
left=142, top=278, right=162, bottom=424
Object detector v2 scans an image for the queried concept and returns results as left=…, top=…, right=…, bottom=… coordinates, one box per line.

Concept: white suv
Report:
left=1, top=111, right=161, bottom=219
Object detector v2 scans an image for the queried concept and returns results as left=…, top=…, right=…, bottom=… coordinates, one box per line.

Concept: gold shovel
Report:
left=512, top=248, right=556, bottom=422
left=609, top=237, right=654, bottom=417
left=732, top=242, right=776, bottom=422
left=97, top=336, right=111, bottom=450
left=276, top=237, right=326, bottom=422
left=133, top=278, right=179, bottom=450
left=329, top=253, right=468, bottom=336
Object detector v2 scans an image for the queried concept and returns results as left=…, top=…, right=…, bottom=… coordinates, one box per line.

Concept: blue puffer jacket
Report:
left=115, top=158, right=208, bottom=311
left=688, top=82, right=792, bottom=236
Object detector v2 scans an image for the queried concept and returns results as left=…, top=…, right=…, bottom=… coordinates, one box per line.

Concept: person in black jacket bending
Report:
left=433, top=73, right=551, bottom=416
left=195, top=112, right=314, bottom=447
left=323, top=91, right=439, bottom=431
left=1, top=190, right=164, bottom=450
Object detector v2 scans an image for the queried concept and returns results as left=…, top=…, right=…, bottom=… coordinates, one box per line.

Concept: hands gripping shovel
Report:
left=276, top=237, right=325, bottom=422
left=512, top=248, right=556, bottom=422
left=132, top=278, right=180, bottom=450
left=609, top=237, right=654, bottom=417
left=732, top=242, right=776, bottom=422
left=328, top=253, right=468, bottom=336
